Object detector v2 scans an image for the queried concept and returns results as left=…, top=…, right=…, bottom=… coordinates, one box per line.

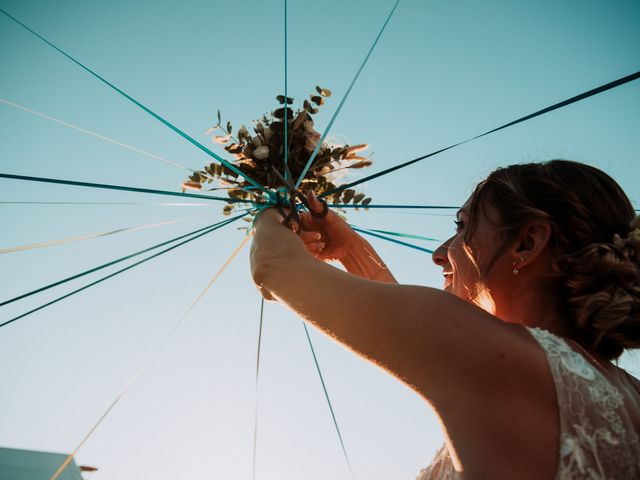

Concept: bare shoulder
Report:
left=410, top=299, right=559, bottom=479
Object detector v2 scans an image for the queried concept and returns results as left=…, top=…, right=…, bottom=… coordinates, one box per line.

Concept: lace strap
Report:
left=527, top=327, right=640, bottom=479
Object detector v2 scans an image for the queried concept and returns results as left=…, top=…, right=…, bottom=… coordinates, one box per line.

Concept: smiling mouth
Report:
left=443, top=272, right=453, bottom=289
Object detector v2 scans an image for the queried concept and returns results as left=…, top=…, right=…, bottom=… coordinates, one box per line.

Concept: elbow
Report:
left=250, top=247, right=276, bottom=290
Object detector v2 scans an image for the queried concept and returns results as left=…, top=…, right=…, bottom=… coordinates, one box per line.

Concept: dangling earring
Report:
left=512, top=257, right=525, bottom=275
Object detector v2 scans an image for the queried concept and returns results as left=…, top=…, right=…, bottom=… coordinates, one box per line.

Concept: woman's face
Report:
left=432, top=196, right=511, bottom=312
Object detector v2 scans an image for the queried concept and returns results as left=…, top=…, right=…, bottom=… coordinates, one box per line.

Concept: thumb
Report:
left=306, top=190, right=325, bottom=215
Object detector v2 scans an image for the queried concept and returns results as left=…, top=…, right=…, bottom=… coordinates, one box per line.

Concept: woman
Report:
left=250, top=160, right=640, bottom=479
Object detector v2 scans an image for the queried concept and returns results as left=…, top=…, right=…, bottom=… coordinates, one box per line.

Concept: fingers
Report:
left=299, top=230, right=322, bottom=243
left=306, top=241, right=326, bottom=254
left=306, top=190, right=325, bottom=215
left=299, top=211, right=318, bottom=231
left=299, top=229, right=325, bottom=254
left=285, top=218, right=301, bottom=233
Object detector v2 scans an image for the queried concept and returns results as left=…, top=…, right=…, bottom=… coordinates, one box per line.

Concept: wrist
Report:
left=341, top=237, right=391, bottom=281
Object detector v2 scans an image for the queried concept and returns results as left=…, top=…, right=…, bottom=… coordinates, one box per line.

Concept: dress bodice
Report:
left=416, top=327, right=640, bottom=480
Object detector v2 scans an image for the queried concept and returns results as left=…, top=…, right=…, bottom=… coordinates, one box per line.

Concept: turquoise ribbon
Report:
left=0, top=213, right=248, bottom=321
left=252, top=298, right=265, bottom=480
left=330, top=203, right=458, bottom=210
left=302, top=322, right=353, bottom=477
left=351, top=226, right=434, bottom=254
left=351, top=226, right=440, bottom=242
left=282, top=0, right=292, bottom=185
left=294, top=0, right=400, bottom=190
left=0, top=8, right=265, bottom=191
left=322, top=70, right=640, bottom=198
left=0, top=173, right=254, bottom=203
left=0, top=215, right=247, bottom=328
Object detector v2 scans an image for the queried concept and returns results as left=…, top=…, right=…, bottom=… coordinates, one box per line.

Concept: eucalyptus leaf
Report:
left=189, top=86, right=372, bottom=217
left=353, top=193, right=365, bottom=204
left=350, top=160, right=372, bottom=169
left=342, top=189, right=355, bottom=203
left=270, top=121, right=284, bottom=134
left=273, top=107, right=293, bottom=120
left=276, top=95, right=294, bottom=104
left=227, top=144, right=244, bottom=154
left=315, top=86, right=332, bottom=97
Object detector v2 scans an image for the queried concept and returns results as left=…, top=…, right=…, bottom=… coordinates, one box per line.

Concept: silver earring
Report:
left=513, top=257, right=525, bottom=275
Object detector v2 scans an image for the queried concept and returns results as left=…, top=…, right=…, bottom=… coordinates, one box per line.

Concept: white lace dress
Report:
left=416, top=327, right=640, bottom=479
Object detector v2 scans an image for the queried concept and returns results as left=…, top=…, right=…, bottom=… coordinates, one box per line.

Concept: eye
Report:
left=454, top=219, right=464, bottom=232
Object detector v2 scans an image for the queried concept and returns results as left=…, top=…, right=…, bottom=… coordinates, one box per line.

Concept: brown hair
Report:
left=467, top=160, right=640, bottom=360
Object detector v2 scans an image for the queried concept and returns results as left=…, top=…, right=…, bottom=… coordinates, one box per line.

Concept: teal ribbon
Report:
left=0, top=173, right=253, bottom=203
left=330, top=203, right=458, bottom=210
left=294, top=0, right=400, bottom=190
left=351, top=226, right=434, bottom=254
left=252, top=298, right=264, bottom=480
left=0, top=213, right=248, bottom=326
left=0, top=8, right=265, bottom=191
left=302, top=322, right=353, bottom=478
left=282, top=0, right=291, bottom=185
left=322, top=70, right=640, bottom=198
left=351, top=226, right=440, bottom=242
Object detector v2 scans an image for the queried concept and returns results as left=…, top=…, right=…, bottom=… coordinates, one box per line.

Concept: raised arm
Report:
left=251, top=209, right=541, bottom=397
left=297, top=191, right=397, bottom=283
left=250, top=208, right=558, bottom=478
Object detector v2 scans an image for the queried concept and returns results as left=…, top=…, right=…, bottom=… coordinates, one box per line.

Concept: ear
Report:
left=510, top=221, right=552, bottom=267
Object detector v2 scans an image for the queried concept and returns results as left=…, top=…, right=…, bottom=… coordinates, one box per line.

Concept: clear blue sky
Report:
left=0, top=0, right=639, bottom=479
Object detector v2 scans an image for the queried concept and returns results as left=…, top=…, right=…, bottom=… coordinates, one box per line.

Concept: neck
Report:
left=493, top=276, right=619, bottom=367
left=493, top=276, right=570, bottom=338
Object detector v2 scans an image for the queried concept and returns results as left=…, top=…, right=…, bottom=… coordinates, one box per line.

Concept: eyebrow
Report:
left=456, top=208, right=468, bottom=217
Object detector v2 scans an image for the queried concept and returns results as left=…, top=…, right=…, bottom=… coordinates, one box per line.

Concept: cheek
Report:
left=448, top=238, right=470, bottom=272
left=449, top=240, right=481, bottom=288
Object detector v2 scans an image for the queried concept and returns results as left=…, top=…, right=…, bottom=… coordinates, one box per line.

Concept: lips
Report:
left=443, top=272, right=453, bottom=289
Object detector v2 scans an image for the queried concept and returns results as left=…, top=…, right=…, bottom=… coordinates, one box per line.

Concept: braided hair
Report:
left=466, top=160, right=639, bottom=360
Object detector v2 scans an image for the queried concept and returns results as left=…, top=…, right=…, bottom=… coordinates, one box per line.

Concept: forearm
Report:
left=340, top=236, right=398, bottom=283
left=251, top=210, right=555, bottom=462
left=252, top=217, right=563, bottom=480
left=256, top=249, right=414, bottom=372
left=255, top=246, right=530, bottom=408
left=252, top=221, right=432, bottom=383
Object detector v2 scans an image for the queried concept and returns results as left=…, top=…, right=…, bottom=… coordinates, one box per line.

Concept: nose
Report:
left=432, top=236, right=453, bottom=267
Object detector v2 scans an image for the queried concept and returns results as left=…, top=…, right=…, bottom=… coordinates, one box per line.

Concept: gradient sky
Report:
left=1, top=0, right=639, bottom=479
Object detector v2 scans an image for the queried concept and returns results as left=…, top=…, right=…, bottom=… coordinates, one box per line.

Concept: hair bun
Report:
left=560, top=238, right=640, bottom=359
left=474, top=161, right=638, bottom=359
left=613, top=215, right=640, bottom=263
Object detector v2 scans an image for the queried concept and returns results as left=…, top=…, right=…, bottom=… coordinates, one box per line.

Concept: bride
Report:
left=249, top=159, right=640, bottom=479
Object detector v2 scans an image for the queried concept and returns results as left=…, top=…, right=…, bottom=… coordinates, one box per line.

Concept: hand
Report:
left=298, top=191, right=359, bottom=262
left=299, top=192, right=397, bottom=283
left=250, top=208, right=294, bottom=301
